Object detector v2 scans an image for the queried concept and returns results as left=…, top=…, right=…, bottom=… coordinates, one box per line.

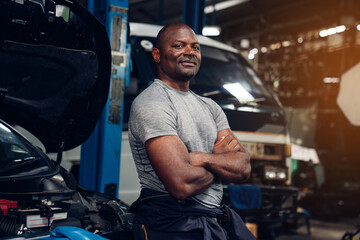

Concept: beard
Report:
left=173, top=65, right=199, bottom=82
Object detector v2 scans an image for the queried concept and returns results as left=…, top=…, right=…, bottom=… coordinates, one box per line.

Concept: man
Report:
left=128, top=23, right=255, bottom=240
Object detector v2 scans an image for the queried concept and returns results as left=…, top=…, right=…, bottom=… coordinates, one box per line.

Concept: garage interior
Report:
left=128, top=0, right=360, bottom=238
left=1, top=0, right=360, bottom=239
left=70, top=0, right=360, bottom=238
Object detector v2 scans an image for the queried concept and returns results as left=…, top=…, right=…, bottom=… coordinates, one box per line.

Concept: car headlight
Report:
left=265, top=169, right=277, bottom=179
left=277, top=171, right=287, bottom=180
left=264, top=166, right=288, bottom=181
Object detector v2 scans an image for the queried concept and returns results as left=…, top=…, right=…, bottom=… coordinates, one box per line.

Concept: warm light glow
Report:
left=282, top=40, right=291, bottom=47
left=261, top=47, right=267, bottom=53
left=357, top=24, right=360, bottom=31
left=240, top=39, right=250, bottom=49
left=269, top=42, right=281, bottom=50
left=323, top=77, right=339, bottom=83
left=223, top=83, right=255, bottom=103
left=202, top=26, right=221, bottom=36
left=297, top=37, right=304, bottom=43
left=249, top=48, right=258, bottom=55
left=247, top=48, right=258, bottom=60
left=319, top=25, right=346, bottom=37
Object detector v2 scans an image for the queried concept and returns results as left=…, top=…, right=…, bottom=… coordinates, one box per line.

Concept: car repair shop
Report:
left=0, top=0, right=359, bottom=239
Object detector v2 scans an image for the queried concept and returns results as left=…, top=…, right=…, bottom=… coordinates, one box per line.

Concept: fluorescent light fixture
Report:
left=319, top=25, right=346, bottom=37
left=323, top=77, right=339, bottom=83
left=202, top=26, right=221, bottom=36
left=336, top=25, right=346, bottom=32
left=204, top=0, right=249, bottom=14
left=223, top=83, right=254, bottom=102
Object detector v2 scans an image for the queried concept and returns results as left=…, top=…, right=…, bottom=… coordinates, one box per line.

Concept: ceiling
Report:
left=129, top=0, right=360, bottom=48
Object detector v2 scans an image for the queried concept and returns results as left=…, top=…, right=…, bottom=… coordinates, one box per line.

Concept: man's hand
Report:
left=189, top=129, right=251, bottom=183
left=213, top=135, right=241, bottom=154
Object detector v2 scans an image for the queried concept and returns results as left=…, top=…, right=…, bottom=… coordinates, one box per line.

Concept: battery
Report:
left=8, top=206, right=68, bottom=229
left=0, top=199, right=18, bottom=216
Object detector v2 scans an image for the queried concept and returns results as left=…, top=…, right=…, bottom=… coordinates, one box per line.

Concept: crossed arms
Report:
left=145, top=128, right=251, bottom=200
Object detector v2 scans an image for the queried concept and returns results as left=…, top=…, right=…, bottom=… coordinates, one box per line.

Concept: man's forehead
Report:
left=163, top=25, right=198, bottom=43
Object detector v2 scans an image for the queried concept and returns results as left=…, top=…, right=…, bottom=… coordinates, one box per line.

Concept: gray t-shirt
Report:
left=128, top=79, right=230, bottom=208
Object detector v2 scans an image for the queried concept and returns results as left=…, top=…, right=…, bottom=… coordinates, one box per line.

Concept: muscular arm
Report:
left=145, top=135, right=215, bottom=200
left=190, top=128, right=251, bottom=183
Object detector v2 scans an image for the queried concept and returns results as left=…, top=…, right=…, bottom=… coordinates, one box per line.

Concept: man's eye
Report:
left=194, top=46, right=200, bottom=51
left=174, top=44, right=183, bottom=48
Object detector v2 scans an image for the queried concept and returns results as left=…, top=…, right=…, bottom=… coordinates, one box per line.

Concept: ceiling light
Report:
left=282, top=40, right=291, bottom=47
left=249, top=48, right=258, bottom=55
left=270, top=42, right=281, bottom=50
left=248, top=53, right=255, bottom=60
left=357, top=24, right=360, bottom=31
left=202, top=26, right=221, bottom=36
left=323, top=77, right=339, bottom=83
left=204, top=0, right=249, bottom=14
left=319, top=25, right=346, bottom=37
left=260, top=47, right=267, bottom=53
left=248, top=48, right=258, bottom=60
left=240, top=39, right=250, bottom=49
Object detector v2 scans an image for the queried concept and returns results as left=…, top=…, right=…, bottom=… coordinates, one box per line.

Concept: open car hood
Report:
left=0, top=0, right=111, bottom=152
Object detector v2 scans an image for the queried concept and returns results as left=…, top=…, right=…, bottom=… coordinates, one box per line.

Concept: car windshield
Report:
left=134, top=37, right=277, bottom=106
left=0, top=121, right=54, bottom=179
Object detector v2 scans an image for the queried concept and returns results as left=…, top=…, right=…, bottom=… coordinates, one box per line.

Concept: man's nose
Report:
left=183, top=45, right=195, bottom=55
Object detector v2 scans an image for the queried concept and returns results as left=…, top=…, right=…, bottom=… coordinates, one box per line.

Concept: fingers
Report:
left=228, top=139, right=241, bottom=151
left=217, top=135, right=226, bottom=143
left=214, top=135, right=241, bottom=153
left=233, top=143, right=241, bottom=151
left=221, top=135, right=232, bottom=144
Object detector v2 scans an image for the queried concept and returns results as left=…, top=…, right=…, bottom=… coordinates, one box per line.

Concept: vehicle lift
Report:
left=79, top=0, right=130, bottom=196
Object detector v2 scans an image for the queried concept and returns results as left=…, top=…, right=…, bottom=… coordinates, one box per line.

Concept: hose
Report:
left=0, top=215, right=19, bottom=237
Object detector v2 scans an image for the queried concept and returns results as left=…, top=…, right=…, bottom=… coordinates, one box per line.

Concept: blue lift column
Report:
left=182, top=0, right=206, bottom=34
left=79, top=0, right=130, bottom=197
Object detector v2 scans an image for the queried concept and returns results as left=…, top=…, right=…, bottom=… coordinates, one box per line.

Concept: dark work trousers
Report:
left=129, top=189, right=255, bottom=240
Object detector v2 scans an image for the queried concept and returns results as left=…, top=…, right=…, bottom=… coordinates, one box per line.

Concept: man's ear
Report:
left=152, top=48, right=160, bottom=63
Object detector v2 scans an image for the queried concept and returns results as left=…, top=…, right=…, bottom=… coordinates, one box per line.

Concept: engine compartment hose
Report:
left=0, top=215, right=19, bottom=237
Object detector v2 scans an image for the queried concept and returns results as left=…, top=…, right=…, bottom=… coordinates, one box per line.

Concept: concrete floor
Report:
left=277, top=217, right=359, bottom=240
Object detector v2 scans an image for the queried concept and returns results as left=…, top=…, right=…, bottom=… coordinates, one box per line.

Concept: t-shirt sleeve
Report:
left=129, top=98, right=178, bottom=144
left=207, top=99, right=230, bottom=131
